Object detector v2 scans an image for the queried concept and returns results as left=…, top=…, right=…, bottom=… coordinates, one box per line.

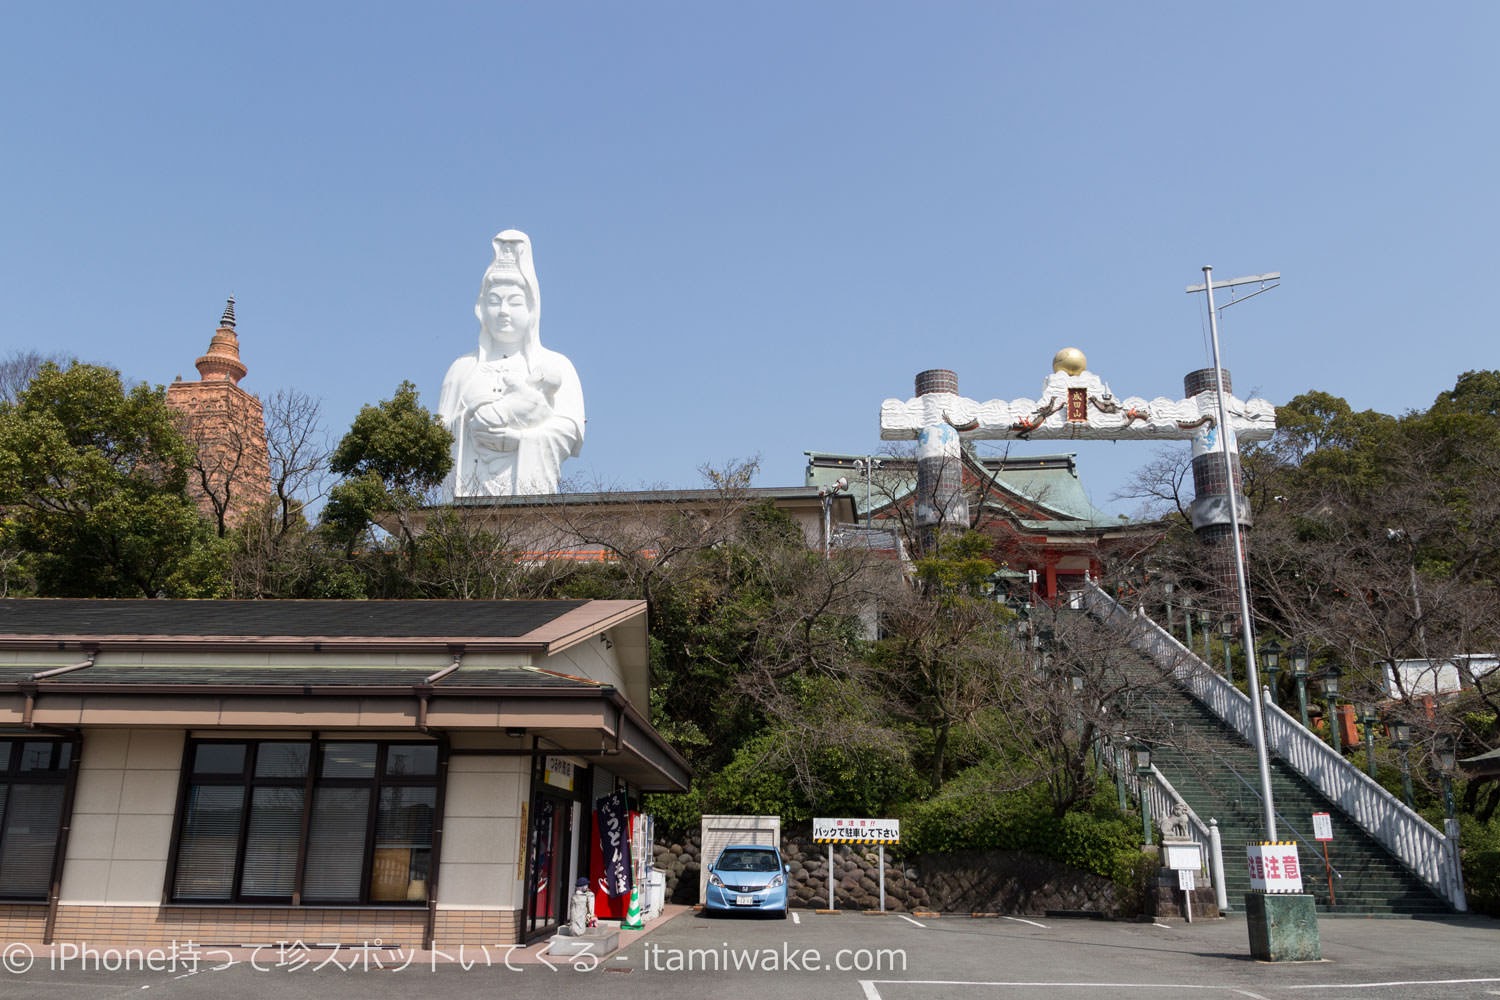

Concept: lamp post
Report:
left=1164, top=581, right=1176, bottom=637
left=1359, top=703, right=1379, bottom=779
left=1110, top=715, right=1129, bottom=811
left=1433, top=734, right=1467, bottom=904
left=1390, top=720, right=1415, bottom=807
left=1292, top=645, right=1311, bottom=729
left=1198, top=609, right=1212, bottom=664
left=1220, top=617, right=1236, bottom=684
left=1436, top=735, right=1457, bottom=821
left=1261, top=638, right=1283, bottom=708
left=1320, top=665, right=1343, bottom=753
left=1182, top=593, right=1195, bottom=649
left=1133, top=741, right=1154, bottom=845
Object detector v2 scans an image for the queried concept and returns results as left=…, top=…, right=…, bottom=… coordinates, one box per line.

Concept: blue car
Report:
left=704, top=843, right=789, bottom=917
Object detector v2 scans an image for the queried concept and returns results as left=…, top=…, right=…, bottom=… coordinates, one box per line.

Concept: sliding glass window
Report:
left=171, top=739, right=437, bottom=905
left=0, top=739, right=73, bottom=900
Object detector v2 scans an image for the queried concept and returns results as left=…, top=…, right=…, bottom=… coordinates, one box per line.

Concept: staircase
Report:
left=1069, top=588, right=1460, bottom=916
left=1123, top=668, right=1450, bottom=915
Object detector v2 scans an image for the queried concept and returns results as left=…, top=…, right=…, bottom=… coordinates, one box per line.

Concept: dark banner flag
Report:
left=596, top=791, right=631, bottom=897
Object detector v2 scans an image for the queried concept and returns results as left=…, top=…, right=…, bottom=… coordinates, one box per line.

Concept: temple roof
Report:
left=804, top=449, right=1133, bottom=533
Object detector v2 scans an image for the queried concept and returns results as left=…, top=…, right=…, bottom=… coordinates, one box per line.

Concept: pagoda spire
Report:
left=194, top=295, right=248, bottom=384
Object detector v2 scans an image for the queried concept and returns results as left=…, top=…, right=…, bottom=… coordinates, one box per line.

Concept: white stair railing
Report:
left=1083, top=582, right=1467, bottom=912
left=1102, top=735, right=1228, bottom=911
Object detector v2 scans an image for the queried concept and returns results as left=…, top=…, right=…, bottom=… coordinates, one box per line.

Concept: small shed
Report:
left=699, top=814, right=780, bottom=904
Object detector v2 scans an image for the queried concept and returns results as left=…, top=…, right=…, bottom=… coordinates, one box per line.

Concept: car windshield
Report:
left=716, top=848, right=779, bottom=871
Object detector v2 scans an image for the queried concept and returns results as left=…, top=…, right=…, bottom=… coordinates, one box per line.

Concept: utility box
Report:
left=699, top=814, right=780, bottom=905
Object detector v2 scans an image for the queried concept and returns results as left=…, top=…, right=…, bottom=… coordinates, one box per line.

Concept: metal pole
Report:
left=1138, top=771, right=1154, bottom=846
left=1398, top=750, right=1414, bottom=807
left=821, top=492, right=832, bottom=559
left=1223, top=633, right=1234, bottom=684
left=1296, top=675, right=1310, bottom=728
left=1328, top=698, right=1342, bottom=753
left=1363, top=714, right=1378, bottom=778
left=1184, top=604, right=1194, bottom=651
left=827, top=844, right=834, bottom=910
left=1115, top=748, right=1128, bottom=811
left=878, top=844, right=886, bottom=912
left=1202, top=265, right=1278, bottom=841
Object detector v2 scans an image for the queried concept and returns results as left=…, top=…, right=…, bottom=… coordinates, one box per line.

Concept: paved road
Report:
left=2, top=908, right=1497, bottom=999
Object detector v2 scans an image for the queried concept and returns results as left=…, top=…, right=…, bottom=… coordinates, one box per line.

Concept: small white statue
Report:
left=439, top=230, right=585, bottom=497
left=567, top=877, right=596, bottom=935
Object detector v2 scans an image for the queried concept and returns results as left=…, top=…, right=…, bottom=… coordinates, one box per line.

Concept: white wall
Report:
left=61, top=729, right=184, bottom=906
left=436, top=752, right=529, bottom=910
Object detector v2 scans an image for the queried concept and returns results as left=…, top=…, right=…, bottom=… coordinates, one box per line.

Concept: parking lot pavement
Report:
left=2, top=908, right=1497, bottom=1000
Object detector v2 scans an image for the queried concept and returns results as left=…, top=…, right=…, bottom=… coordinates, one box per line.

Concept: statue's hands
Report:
left=470, top=403, right=521, bottom=452
left=471, top=422, right=522, bottom=452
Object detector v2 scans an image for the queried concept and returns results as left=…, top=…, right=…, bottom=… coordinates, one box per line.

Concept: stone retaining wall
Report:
left=653, top=835, right=1123, bottom=916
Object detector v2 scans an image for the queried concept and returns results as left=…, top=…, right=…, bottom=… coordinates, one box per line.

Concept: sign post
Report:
left=1312, top=812, right=1335, bottom=906
left=1178, top=868, right=1196, bottom=923
left=812, top=818, right=901, bottom=912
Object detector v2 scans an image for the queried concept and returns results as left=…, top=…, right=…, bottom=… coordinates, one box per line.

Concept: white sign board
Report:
left=1246, top=843, right=1304, bottom=894
left=543, top=755, right=575, bottom=792
left=1178, top=868, right=1196, bottom=891
left=1312, top=812, right=1333, bottom=842
left=1163, top=842, right=1203, bottom=871
left=812, top=817, right=900, bottom=844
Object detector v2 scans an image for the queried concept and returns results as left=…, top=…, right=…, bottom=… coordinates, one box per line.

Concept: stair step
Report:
left=1105, top=629, right=1451, bottom=917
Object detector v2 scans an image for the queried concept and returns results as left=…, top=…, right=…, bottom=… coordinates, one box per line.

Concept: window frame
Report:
left=0, top=735, right=80, bottom=903
left=166, top=737, right=442, bottom=907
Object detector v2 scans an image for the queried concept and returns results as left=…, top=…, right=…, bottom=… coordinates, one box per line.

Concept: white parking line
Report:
left=1001, top=915, right=1047, bottom=929
left=859, top=981, right=1269, bottom=997
left=897, top=914, right=925, bottom=928
left=1288, top=979, right=1500, bottom=990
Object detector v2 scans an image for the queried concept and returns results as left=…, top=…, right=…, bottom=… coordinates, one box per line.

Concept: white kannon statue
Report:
left=439, top=230, right=585, bottom=498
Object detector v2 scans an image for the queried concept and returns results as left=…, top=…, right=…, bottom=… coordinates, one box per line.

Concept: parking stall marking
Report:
left=859, top=981, right=1281, bottom=999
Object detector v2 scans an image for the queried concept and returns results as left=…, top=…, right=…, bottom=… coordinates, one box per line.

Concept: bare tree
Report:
left=0, top=350, right=73, bottom=404
left=263, top=388, right=333, bottom=536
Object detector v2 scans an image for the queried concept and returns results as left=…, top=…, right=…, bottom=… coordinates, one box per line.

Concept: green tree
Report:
left=0, top=362, right=223, bottom=596
left=323, top=381, right=451, bottom=560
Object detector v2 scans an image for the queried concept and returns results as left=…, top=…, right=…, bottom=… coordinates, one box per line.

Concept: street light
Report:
left=1198, top=609, right=1212, bottom=663
left=1133, top=741, right=1154, bottom=845
left=1359, top=703, right=1379, bottom=778
left=1182, top=593, right=1195, bottom=649
left=1291, top=644, right=1311, bottom=729
left=1436, top=735, right=1457, bottom=820
left=1261, top=638, right=1283, bottom=707
left=1389, top=720, right=1415, bottom=807
left=1164, top=581, right=1176, bottom=637
left=1320, top=665, right=1343, bottom=753
left=1219, top=617, right=1236, bottom=684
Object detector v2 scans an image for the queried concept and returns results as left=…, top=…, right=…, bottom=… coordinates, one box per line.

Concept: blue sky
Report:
left=3, top=3, right=1496, bottom=515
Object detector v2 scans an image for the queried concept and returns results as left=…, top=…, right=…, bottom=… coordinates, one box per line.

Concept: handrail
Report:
left=1216, top=755, right=1341, bottom=880
left=1083, top=582, right=1466, bottom=912
left=1101, top=734, right=1230, bottom=910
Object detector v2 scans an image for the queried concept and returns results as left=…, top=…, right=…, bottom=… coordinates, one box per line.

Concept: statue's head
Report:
left=475, top=230, right=540, bottom=357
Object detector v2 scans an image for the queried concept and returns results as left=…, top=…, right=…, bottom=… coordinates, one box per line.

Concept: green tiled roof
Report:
left=805, top=450, right=1133, bottom=529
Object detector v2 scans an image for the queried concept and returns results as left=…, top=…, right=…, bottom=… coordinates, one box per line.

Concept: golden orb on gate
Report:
left=1052, top=347, right=1087, bottom=375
